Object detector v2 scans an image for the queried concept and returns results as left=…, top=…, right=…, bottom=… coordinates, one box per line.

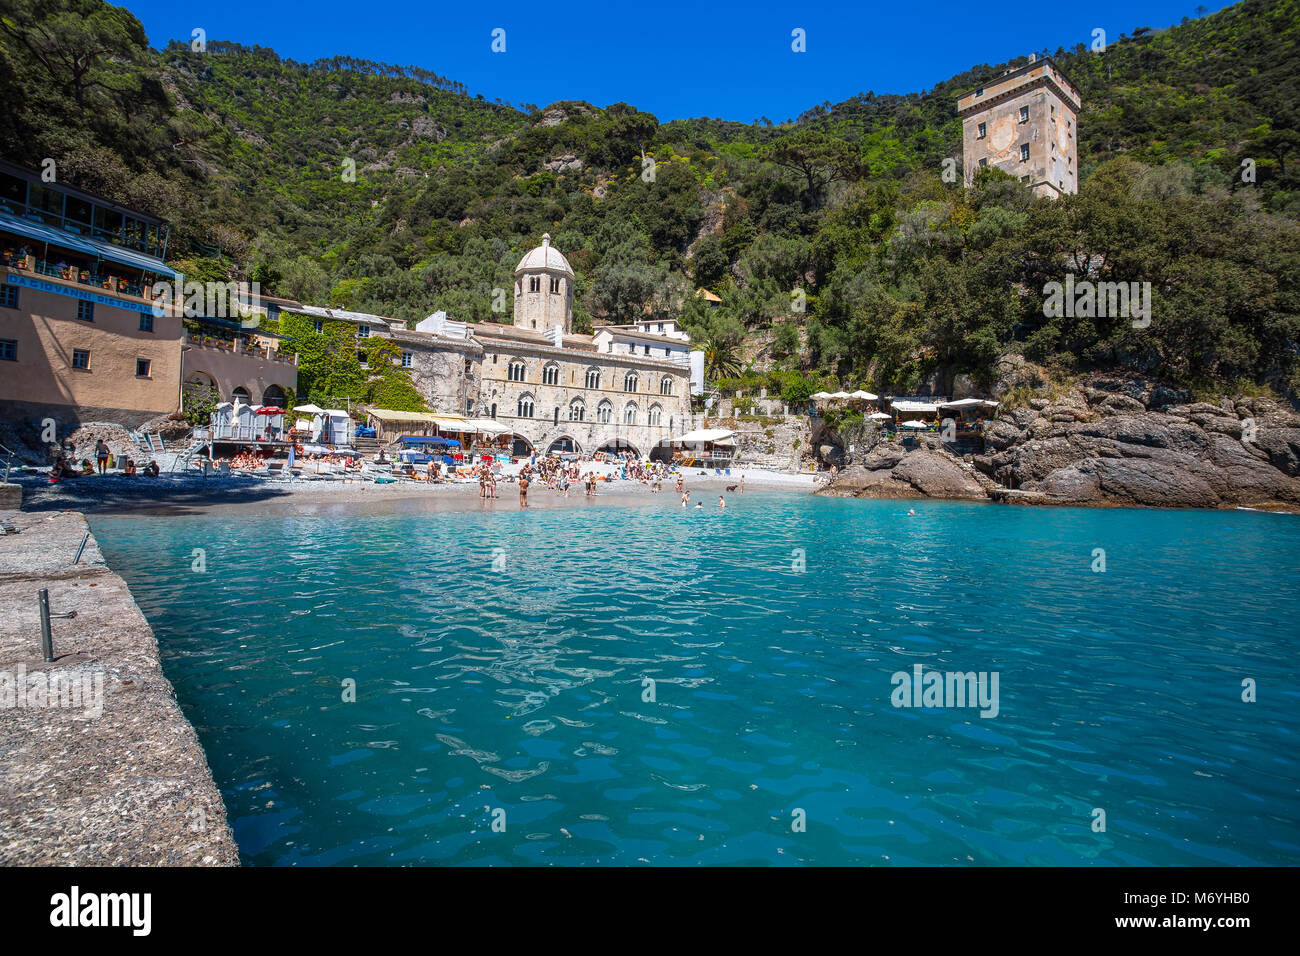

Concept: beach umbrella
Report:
left=810, top=391, right=832, bottom=400
left=255, top=406, right=284, bottom=416
left=850, top=390, right=879, bottom=401
left=292, top=403, right=326, bottom=416
left=900, top=419, right=929, bottom=429
left=830, top=391, right=851, bottom=399
left=869, top=411, right=892, bottom=420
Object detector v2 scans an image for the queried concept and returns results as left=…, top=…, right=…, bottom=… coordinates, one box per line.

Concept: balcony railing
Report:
left=2, top=253, right=148, bottom=298
left=184, top=332, right=298, bottom=365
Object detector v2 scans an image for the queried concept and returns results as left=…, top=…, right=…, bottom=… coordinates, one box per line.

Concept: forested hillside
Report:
left=1, top=0, right=1297, bottom=399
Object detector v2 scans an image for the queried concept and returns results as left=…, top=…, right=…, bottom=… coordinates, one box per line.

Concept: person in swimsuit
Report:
left=519, top=474, right=529, bottom=508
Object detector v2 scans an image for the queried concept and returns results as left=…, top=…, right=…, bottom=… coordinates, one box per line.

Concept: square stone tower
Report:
left=512, top=234, right=575, bottom=335
left=958, top=55, right=1081, bottom=198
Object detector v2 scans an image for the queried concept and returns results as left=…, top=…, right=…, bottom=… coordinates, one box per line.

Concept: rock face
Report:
left=820, top=374, right=1300, bottom=510
left=819, top=439, right=990, bottom=501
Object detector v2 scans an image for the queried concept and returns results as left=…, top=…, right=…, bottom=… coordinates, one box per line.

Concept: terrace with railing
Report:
left=1, top=249, right=152, bottom=300
left=183, top=331, right=298, bottom=366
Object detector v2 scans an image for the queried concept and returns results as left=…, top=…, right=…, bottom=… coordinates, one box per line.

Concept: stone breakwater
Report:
left=0, top=509, right=239, bottom=865
left=819, top=376, right=1300, bottom=510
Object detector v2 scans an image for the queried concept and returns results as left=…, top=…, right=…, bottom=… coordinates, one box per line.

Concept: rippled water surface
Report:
left=90, top=494, right=1300, bottom=866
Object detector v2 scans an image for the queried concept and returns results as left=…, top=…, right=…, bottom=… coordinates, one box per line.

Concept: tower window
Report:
left=508, top=360, right=526, bottom=382
left=1020, top=144, right=1030, bottom=161
left=528, top=276, right=540, bottom=293
left=1019, top=106, right=1029, bottom=123
left=517, top=395, right=534, bottom=418
left=585, top=368, right=600, bottom=389
left=542, top=363, right=559, bottom=385
left=977, top=122, right=986, bottom=139
left=549, top=277, right=560, bottom=294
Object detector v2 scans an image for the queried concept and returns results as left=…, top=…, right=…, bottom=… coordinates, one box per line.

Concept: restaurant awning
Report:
left=0, top=211, right=100, bottom=257
left=364, top=408, right=439, bottom=423
left=891, top=400, right=940, bottom=414
left=464, top=418, right=511, bottom=436
left=676, top=428, right=735, bottom=443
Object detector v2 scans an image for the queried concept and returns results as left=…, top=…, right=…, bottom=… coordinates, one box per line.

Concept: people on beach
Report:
left=519, top=474, right=529, bottom=508
left=79, top=458, right=94, bottom=476
left=123, top=459, right=137, bottom=476
left=144, top=460, right=159, bottom=478
left=95, top=439, right=109, bottom=475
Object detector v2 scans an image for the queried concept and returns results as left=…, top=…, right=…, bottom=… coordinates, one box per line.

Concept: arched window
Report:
left=585, top=368, right=600, bottom=389
left=542, top=363, right=559, bottom=386
left=597, top=401, right=612, bottom=424
left=623, top=403, right=637, bottom=425
left=232, top=386, right=251, bottom=404
left=648, top=404, right=662, bottom=426
left=491, top=403, right=497, bottom=419
left=569, top=399, right=585, bottom=421
left=517, top=394, right=534, bottom=418
left=660, top=377, right=672, bottom=395
left=508, top=360, right=526, bottom=382
left=262, top=385, right=287, bottom=407
left=624, top=372, right=638, bottom=392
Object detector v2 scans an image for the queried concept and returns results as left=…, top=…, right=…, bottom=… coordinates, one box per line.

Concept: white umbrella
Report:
left=292, top=403, right=326, bottom=416
left=810, top=391, right=832, bottom=400
left=900, top=419, right=929, bottom=429
left=869, top=411, right=892, bottom=420
left=850, top=390, right=879, bottom=400
left=830, top=391, right=851, bottom=399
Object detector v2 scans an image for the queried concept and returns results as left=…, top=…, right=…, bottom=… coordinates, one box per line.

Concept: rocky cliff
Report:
left=819, top=375, right=1300, bottom=511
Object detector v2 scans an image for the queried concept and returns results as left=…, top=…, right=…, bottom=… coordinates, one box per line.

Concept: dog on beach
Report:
left=725, top=484, right=738, bottom=492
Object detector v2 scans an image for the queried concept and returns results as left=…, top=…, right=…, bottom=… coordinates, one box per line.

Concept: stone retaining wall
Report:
left=0, top=510, right=239, bottom=865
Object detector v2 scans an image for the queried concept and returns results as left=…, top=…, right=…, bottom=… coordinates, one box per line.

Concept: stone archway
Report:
left=596, top=438, right=642, bottom=458
left=546, top=435, right=582, bottom=456
left=509, top=434, right=536, bottom=457
left=262, top=385, right=287, bottom=407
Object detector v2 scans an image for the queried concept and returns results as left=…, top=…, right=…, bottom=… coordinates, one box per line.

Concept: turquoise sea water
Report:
left=90, top=494, right=1300, bottom=866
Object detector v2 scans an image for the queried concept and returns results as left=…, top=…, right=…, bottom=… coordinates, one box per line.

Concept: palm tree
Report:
left=702, top=331, right=743, bottom=381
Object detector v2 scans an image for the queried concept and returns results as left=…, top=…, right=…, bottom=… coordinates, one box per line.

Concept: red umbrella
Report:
left=255, top=407, right=285, bottom=416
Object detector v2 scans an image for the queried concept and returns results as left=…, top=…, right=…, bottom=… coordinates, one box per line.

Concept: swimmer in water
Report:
left=718, top=496, right=725, bottom=508
left=695, top=502, right=703, bottom=508
left=907, top=508, right=916, bottom=515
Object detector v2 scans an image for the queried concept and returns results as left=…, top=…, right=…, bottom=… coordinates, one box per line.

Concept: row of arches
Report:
left=528, top=436, right=647, bottom=458
left=185, top=373, right=286, bottom=407
left=505, top=360, right=674, bottom=395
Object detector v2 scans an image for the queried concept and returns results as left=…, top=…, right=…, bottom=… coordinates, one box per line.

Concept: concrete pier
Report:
left=0, top=509, right=239, bottom=865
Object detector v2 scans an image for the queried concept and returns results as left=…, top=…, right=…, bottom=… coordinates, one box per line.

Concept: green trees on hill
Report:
left=1, top=0, right=1297, bottom=400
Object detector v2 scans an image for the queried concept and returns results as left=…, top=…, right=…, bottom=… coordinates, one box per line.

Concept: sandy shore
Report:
left=8, top=466, right=822, bottom=516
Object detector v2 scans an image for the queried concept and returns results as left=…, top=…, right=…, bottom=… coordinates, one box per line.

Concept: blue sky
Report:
left=125, top=0, right=1234, bottom=121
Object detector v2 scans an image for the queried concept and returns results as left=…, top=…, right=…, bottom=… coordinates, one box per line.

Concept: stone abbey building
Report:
left=958, top=55, right=1081, bottom=198
left=301, top=235, right=699, bottom=458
